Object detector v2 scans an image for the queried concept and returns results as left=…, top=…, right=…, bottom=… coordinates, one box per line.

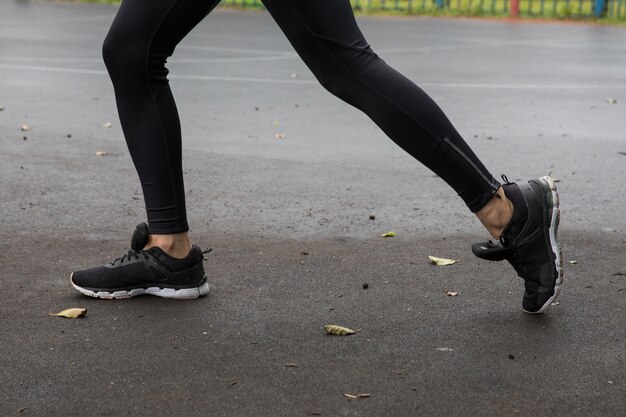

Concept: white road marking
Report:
left=1, top=63, right=625, bottom=90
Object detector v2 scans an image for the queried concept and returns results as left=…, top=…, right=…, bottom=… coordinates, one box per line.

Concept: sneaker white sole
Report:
left=70, top=273, right=209, bottom=300
left=523, top=175, right=563, bottom=314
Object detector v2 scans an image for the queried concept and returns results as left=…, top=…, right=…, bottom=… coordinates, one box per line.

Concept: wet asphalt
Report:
left=0, top=1, right=625, bottom=416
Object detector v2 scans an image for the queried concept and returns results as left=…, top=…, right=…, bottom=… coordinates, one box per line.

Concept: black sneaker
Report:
left=472, top=176, right=563, bottom=314
left=71, top=223, right=210, bottom=299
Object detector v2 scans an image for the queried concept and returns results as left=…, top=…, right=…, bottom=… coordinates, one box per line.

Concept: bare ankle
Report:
left=476, top=187, right=514, bottom=240
left=146, top=232, right=192, bottom=259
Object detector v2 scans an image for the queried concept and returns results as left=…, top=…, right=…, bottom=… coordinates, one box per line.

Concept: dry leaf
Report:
left=324, top=324, right=358, bottom=335
left=20, top=124, right=31, bottom=132
left=101, top=122, right=112, bottom=128
left=285, top=363, right=298, bottom=368
left=344, top=393, right=370, bottom=400
left=445, top=289, right=458, bottom=297
left=607, top=98, right=618, bottom=104
left=429, top=256, right=458, bottom=266
left=49, top=308, right=87, bottom=318
left=274, top=133, right=285, bottom=139
left=568, top=260, right=578, bottom=265
left=95, top=151, right=108, bottom=156
left=381, top=231, right=396, bottom=237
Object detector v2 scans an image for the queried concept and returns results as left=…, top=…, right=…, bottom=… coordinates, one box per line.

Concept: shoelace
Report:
left=110, top=249, right=142, bottom=266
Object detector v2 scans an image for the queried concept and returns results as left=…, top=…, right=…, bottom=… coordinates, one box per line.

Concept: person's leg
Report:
left=71, top=0, right=220, bottom=299
left=261, top=0, right=508, bottom=232
left=102, top=0, right=221, bottom=257
left=262, top=0, right=561, bottom=313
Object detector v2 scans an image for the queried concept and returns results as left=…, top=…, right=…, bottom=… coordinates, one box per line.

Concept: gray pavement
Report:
left=1, top=1, right=625, bottom=416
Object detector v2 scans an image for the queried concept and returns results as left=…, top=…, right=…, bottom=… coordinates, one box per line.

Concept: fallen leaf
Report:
left=381, top=231, right=396, bottom=237
left=101, top=121, right=112, bottom=128
left=49, top=308, right=87, bottom=318
left=344, top=392, right=370, bottom=399
left=324, top=324, right=359, bottom=335
left=607, top=98, right=618, bottom=104
left=429, top=256, right=458, bottom=266
left=445, top=289, right=458, bottom=297
left=95, top=151, right=108, bottom=156
left=20, top=124, right=31, bottom=132
left=551, top=301, right=561, bottom=306
left=285, top=363, right=298, bottom=368
left=436, top=347, right=453, bottom=352
left=274, top=133, right=285, bottom=139
left=568, top=260, right=578, bottom=265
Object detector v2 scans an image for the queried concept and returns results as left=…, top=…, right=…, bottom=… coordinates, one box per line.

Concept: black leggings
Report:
left=103, top=0, right=500, bottom=234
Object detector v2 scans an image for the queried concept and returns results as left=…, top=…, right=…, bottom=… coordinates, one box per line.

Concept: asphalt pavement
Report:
left=0, top=1, right=625, bottom=416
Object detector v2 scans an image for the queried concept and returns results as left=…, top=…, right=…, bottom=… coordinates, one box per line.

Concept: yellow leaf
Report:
left=344, top=393, right=370, bottom=400
left=49, top=308, right=87, bottom=318
left=324, top=324, right=358, bottom=335
left=381, top=231, right=396, bottom=238
left=429, top=256, right=458, bottom=266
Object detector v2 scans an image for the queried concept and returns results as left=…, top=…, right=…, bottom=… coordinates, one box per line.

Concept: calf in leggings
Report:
left=71, top=0, right=563, bottom=314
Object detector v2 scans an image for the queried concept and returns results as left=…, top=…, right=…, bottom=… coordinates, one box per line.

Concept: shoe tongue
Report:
left=500, top=183, right=528, bottom=247
left=131, top=222, right=149, bottom=251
